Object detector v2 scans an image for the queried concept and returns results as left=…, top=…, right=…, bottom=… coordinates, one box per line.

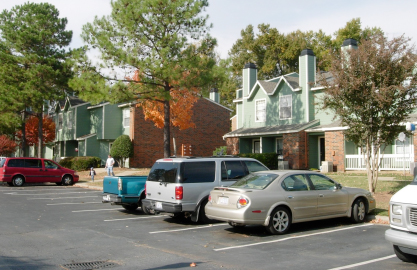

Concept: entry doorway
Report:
left=319, top=137, right=325, bottom=166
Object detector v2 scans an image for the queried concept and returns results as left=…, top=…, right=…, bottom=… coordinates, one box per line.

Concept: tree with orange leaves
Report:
left=16, top=116, right=55, bottom=147
left=0, top=135, right=18, bottom=156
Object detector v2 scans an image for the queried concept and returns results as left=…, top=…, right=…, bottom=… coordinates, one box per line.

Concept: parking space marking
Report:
left=1, top=188, right=77, bottom=191
left=28, top=196, right=99, bottom=200
left=213, top=223, right=374, bottom=251
left=72, top=208, right=120, bottom=213
left=149, top=223, right=228, bottom=234
left=104, top=215, right=168, bottom=222
left=47, top=202, right=102, bottom=205
left=327, top=254, right=396, bottom=270
left=4, top=191, right=101, bottom=196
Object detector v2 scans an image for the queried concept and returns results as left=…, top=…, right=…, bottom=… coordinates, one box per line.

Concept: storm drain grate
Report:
left=61, top=261, right=119, bottom=270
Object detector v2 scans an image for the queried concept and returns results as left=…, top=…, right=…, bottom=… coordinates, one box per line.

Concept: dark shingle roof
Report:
left=258, top=81, right=278, bottom=94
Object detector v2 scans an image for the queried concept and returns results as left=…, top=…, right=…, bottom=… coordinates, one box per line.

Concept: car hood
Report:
left=390, top=184, right=417, bottom=205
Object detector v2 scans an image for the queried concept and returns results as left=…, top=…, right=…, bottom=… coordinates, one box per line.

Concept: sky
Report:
left=0, top=0, right=416, bottom=59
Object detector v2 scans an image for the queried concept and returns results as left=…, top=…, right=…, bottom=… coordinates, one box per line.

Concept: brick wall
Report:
left=130, top=98, right=231, bottom=168
left=283, top=131, right=308, bottom=169
left=324, top=130, right=345, bottom=172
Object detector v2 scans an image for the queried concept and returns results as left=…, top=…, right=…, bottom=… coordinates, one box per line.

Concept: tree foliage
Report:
left=16, top=116, right=56, bottom=146
left=69, top=0, right=217, bottom=158
left=0, top=135, right=18, bottom=156
left=110, top=135, right=133, bottom=168
left=0, top=2, right=73, bottom=157
left=319, top=33, right=417, bottom=193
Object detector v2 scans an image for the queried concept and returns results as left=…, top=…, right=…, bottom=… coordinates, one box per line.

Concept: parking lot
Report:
left=0, top=183, right=416, bottom=270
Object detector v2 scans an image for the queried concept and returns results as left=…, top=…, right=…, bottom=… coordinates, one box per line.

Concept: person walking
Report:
left=105, top=154, right=115, bottom=176
left=89, top=167, right=96, bottom=182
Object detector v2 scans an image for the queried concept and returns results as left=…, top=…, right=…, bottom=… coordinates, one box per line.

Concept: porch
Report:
left=345, top=154, right=413, bottom=171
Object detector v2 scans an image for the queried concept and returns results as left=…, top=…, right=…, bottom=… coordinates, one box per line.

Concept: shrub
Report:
left=213, top=146, right=227, bottom=156
left=110, top=135, right=133, bottom=168
left=59, top=157, right=74, bottom=169
left=59, top=156, right=101, bottom=171
left=71, top=156, right=101, bottom=171
left=238, top=152, right=278, bottom=170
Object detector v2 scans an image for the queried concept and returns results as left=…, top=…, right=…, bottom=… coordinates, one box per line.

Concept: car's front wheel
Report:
left=62, top=175, right=73, bottom=186
left=393, top=245, right=417, bottom=263
left=266, top=207, right=291, bottom=235
left=12, top=176, right=24, bottom=187
left=351, top=198, right=366, bottom=223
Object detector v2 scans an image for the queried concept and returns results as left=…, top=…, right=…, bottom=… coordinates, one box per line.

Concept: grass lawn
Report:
left=325, top=172, right=413, bottom=216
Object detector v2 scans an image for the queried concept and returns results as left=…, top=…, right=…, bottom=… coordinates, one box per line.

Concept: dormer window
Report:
left=255, top=99, right=266, bottom=122
left=67, top=111, right=73, bottom=130
left=58, top=113, right=63, bottom=130
left=280, top=95, right=292, bottom=119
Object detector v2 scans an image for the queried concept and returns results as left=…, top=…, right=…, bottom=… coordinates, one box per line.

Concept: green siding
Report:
left=90, top=107, right=103, bottom=139
left=261, top=137, right=275, bottom=153
left=86, top=137, right=100, bottom=157
left=75, top=105, right=90, bottom=138
left=312, top=91, right=334, bottom=125
left=104, top=105, right=122, bottom=139
left=78, top=141, right=85, bottom=157
left=308, top=135, right=320, bottom=169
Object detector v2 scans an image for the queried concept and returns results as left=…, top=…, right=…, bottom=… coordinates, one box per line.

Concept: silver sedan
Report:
left=205, top=170, right=376, bottom=235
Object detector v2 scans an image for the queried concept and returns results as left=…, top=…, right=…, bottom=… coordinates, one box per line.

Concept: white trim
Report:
left=252, top=139, right=261, bottom=153
left=76, top=133, right=96, bottom=141
left=255, top=99, right=266, bottom=123
left=311, top=86, right=325, bottom=91
left=305, top=55, right=309, bottom=122
left=305, top=126, right=349, bottom=132
left=87, top=102, right=110, bottom=110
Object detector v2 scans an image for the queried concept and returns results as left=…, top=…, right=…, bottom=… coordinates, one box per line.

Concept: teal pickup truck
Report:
left=102, top=175, right=150, bottom=214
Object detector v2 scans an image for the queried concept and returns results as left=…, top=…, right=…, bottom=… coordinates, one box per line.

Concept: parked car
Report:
left=385, top=174, right=417, bottom=263
left=102, top=175, right=150, bottom=213
left=205, top=170, right=376, bottom=235
left=0, top=157, right=79, bottom=186
left=141, top=156, right=269, bottom=223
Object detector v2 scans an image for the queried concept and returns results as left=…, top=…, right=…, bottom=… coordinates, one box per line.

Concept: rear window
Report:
left=7, top=159, right=25, bottom=167
left=232, top=173, right=278, bottom=190
left=180, top=161, right=215, bottom=183
left=0, top=159, right=6, bottom=167
left=148, top=162, right=179, bottom=183
left=244, top=160, right=268, bottom=172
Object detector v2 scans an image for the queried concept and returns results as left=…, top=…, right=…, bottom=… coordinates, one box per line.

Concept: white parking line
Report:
left=213, top=224, right=374, bottom=251
left=149, top=223, right=228, bottom=234
left=1, top=188, right=76, bottom=191
left=4, top=191, right=101, bottom=196
left=28, top=196, right=99, bottom=200
left=47, top=202, right=102, bottom=205
left=72, top=208, right=120, bottom=213
left=104, top=215, right=168, bottom=222
left=327, top=254, right=396, bottom=270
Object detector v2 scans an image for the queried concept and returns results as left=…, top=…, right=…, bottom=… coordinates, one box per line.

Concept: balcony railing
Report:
left=345, top=154, right=413, bottom=170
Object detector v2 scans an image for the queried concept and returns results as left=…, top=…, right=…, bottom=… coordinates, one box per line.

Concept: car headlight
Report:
left=392, top=204, right=402, bottom=215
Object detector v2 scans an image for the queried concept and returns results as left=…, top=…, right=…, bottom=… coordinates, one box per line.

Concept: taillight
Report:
left=144, top=183, right=147, bottom=195
left=118, top=178, right=122, bottom=190
left=237, top=197, right=249, bottom=208
left=208, top=194, right=212, bottom=203
left=175, top=186, right=183, bottom=200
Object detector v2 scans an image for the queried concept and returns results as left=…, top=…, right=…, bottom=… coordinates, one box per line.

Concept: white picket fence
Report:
left=345, top=154, right=413, bottom=171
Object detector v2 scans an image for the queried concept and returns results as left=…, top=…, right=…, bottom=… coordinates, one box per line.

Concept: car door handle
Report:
left=319, top=194, right=324, bottom=197
left=288, top=196, right=294, bottom=199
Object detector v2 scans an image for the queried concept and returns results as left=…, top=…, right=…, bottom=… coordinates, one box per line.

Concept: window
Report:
left=279, top=95, right=292, bottom=119
left=25, top=159, right=42, bottom=168
left=123, top=109, right=130, bottom=127
left=221, top=161, right=247, bottom=181
left=7, top=159, right=25, bottom=167
left=276, top=138, right=283, bottom=159
left=395, top=136, right=411, bottom=154
left=44, top=160, right=59, bottom=169
left=180, top=161, right=215, bottom=183
left=255, top=99, right=266, bottom=122
left=67, top=111, right=73, bottom=130
left=148, top=162, right=179, bottom=183
left=58, top=114, right=63, bottom=130
left=308, top=174, right=336, bottom=190
left=232, top=173, right=278, bottom=190
left=244, top=161, right=268, bottom=173
left=281, top=174, right=309, bottom=191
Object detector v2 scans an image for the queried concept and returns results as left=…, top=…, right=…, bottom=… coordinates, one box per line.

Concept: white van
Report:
left=385, top=175, right=417, bottom=263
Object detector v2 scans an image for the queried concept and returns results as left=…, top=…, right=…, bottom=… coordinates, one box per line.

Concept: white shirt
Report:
left=106, top=157, right=114, bottom=167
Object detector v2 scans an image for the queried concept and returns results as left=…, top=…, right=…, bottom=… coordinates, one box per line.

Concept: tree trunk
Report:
left=163, top=99, right=171, bottom=158
left=20, top=111, right=27, bottom=157
left=37, top=112, right=43, bottom=158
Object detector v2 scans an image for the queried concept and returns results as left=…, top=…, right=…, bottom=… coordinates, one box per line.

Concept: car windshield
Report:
left=0, top=159, right=5, bottom=167
left=231, top=173, right=279, bottom=190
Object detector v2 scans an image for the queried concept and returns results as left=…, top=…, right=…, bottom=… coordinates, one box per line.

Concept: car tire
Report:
left=266, top=207, right=291, bottom=235
left=12, top=176, right=24, bottom=187
left=351, top=198, right=366, bottom=223
left=122, top=204, right=139, bottom=211
left=198, top=199, right=211, bottom=224
left=62, top=175, right=73, bottom=186
left=393, top=245, right=417, bottom=263
left=140, top=201, right=152, bottom=215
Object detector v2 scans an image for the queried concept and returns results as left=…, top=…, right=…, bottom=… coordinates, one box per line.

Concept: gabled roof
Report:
left=223, top=120, right=319, bottom=138
left=55, top=96, right=89, bottom=112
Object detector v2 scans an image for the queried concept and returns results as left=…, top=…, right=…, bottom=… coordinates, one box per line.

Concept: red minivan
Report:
left=0, top=157, right=79, bottom=187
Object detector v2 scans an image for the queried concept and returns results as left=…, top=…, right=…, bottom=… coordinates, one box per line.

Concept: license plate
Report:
left=103, top=195, right=111, bottom=201
left=155, top=202, right=163, bottom=210
left=218, top=196, right=229, bottom=205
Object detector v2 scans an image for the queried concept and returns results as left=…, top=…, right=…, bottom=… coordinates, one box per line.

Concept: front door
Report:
left=319, top=137, right=325, bottom=167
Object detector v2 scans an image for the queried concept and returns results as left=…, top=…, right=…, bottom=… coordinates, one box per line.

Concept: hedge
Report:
left=59, top=156, right=102, bottom=171
left=238, top=152, right=278, bottom=170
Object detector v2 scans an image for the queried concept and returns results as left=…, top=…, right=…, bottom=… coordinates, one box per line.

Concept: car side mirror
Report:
left=335, top=183, right=342, bottom=190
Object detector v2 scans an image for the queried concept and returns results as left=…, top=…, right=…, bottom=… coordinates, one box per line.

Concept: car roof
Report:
left=155, top=156, right=259, bottom=162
